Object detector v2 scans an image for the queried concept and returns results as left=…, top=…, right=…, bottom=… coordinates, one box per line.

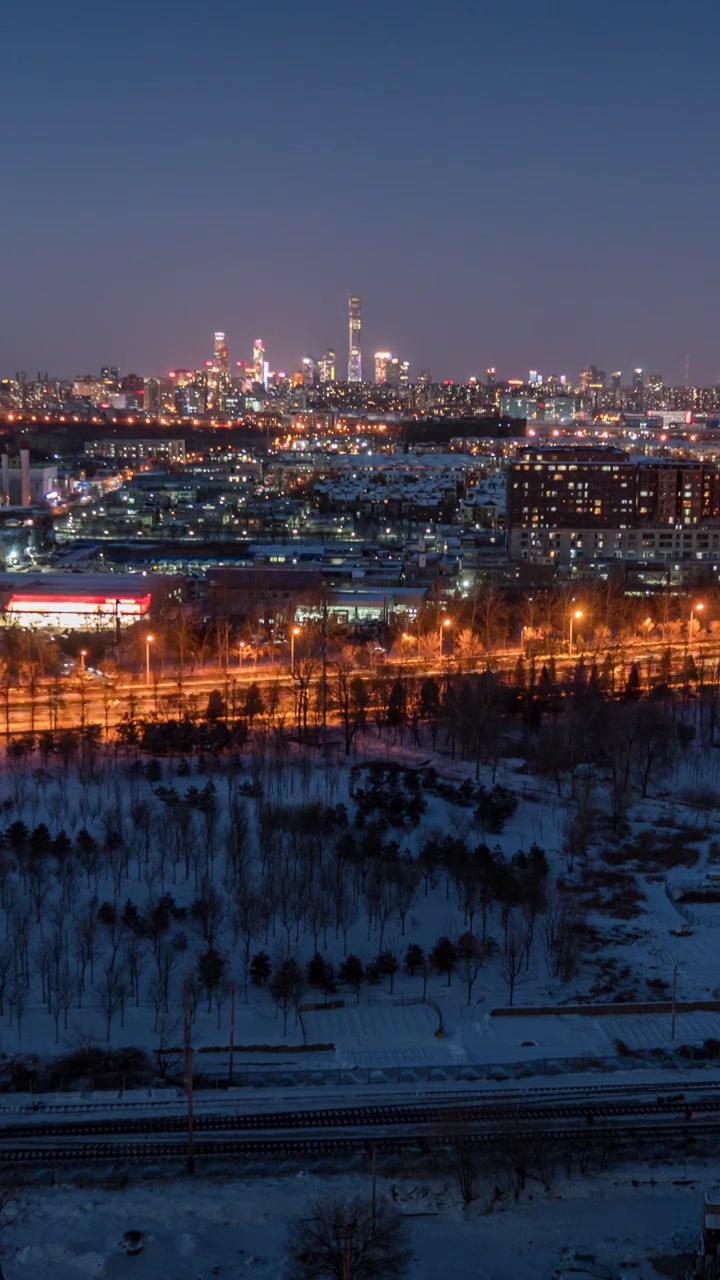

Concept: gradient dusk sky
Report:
left=3, top=0, right=720, bottom=384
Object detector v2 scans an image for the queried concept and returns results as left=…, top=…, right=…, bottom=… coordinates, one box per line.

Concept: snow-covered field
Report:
left=0, top=724, right=718, bottom=1275
left=0, top=724, right=719, bottom=1082
left=4, top=1163, right=711, bottom=1279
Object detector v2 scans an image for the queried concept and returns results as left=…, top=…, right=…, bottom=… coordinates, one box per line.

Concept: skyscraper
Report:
left=348, top=296, right=362, bottom=382
left=375, top=352, right=391, bottom=384
left=214, top=332, right=229, bottom=371
left=579, top=365, right=605, bottom=393
left=385, top=355, right=404, bottom=389
left=302, top=356, right=318, bottom=387
left=253, top=340, right=265, bottom=386
left=320, top=349, right=336, bottom=383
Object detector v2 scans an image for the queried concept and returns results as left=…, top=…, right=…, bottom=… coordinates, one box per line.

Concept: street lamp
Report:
left=145, top=634, right=154, bottom=686
left=568, top=609, right=583, bottom=654
left=79, top=649, right=87, bottom=675
left=290, top=625, right=300, bottom=672
left=439, top=617, right=451, bottom=661
left=690, top=601, right=704, bottom=641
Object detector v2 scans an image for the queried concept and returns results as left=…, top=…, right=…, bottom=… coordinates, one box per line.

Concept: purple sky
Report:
left=2, top=0, right=720, bottom=385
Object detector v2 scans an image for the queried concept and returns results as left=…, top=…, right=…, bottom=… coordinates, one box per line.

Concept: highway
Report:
left=4, top=635, right=720, bottom=736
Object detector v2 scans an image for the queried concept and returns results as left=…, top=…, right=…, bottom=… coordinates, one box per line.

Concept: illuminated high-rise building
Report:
left=385, top=355, right=407, bottom=389
left=169, top=368, right=204, bottom=416
left=320, top=349, right=336, bottom=383
left=144, top=378, right=160, bottom=415
left=214, top=332, right=229, bottom=371
left=417, top=369, right=432, bottom=387
left=375, top=351, right=392, bottom=384
left=486, top=367, right=496, bottom=388
left=579, top=365, right=605, bottom=393
left=610, top=371, right=622, bottom=389
left=253, top=340, right=265, bottom=386
left=302, top=356, right=318, bottom=387
left=348, top=296, right=362, bottom=382
left=632, top=367, right=644, bottom=390
left=203, top=334, right=231, bottom=413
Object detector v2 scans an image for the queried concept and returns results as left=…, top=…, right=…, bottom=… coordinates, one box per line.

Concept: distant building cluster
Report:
left=6, top=296, right=719, bottom=430
left=6, top=308, right=720, bottom=624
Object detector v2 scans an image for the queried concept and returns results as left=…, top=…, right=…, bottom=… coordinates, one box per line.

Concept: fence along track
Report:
left=4, top=1075, right=720, bottom=1117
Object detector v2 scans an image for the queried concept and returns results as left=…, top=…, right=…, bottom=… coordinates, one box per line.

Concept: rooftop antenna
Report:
left=684, top=354, right=689, bottom=388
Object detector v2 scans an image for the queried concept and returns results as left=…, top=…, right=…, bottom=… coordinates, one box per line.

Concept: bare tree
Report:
left=543, top=888, right=584, bottom=982
left=454, top=1141, right=477, bottom=1207
left=99, top=962, right=123, bottom=1041
left=27, top=858, right=51, bottom=926
left=58, top=967, right=74, bottom=1032
left=122, top=932, right=148, bottom=1008
left=307, top=886, right=331, bottom=952
left=75, top=898, right=99, bottom=987
left=225, top=797, right=251, bottom=889
left=0, top=947, right=12, bottom=1017
left=148, top=973, right=165, bottom=1035
left=153, top=1011, right=181, bottom=1082
left=456, top=933, right=482, bottom=1006
left=191, top=878, right=225, bottom=949
left=0, top=1177, right=25, bottom=1280
left=285, top=1192, right=412, bottom=1280
left=392, top=858, right=420, bottom=936
left=269, top=952, right=303, bottom=1037
left=334, top=650, right=367, bottom=755
left=47, top=971, right=62, bottom=1043
left=7, top=973, right=27, bottom=1039
left=234, top=877, right=261, bottom=1001
left=632, top=701, right=675, bottom=799
left=500, top=916, right=523, bottom=1006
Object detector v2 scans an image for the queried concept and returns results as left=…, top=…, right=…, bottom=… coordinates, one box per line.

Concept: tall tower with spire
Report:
left=348, top=295, right=362, bottom=382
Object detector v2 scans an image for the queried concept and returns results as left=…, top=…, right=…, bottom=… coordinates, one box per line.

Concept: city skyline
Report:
left=0, top=318, right=712, bottom=390
left=4, top=0, right=720, bottom=383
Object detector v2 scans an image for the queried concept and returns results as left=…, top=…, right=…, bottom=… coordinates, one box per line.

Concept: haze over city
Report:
left=4, top=0, right=720, bottom=382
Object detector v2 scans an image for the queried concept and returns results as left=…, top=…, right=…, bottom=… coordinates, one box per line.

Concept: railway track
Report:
left=0, top=1084, right=717, bottom=1167
left=0, top=1119, right=717, bottom=1165
left=2, top=1091, right=719, bottom=1140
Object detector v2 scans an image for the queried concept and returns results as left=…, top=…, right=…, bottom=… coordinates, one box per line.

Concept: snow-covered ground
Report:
left=4, top=1162, right=711, bottom=1279
left=1, top=724, right=720, bottom=1275
left=0, top=723, right=719, bottom=1082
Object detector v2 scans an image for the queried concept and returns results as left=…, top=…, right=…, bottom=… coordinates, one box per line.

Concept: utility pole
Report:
left=371, top=1142, right=377, bottom=1235
left=321, top=592, right=328, bottom=751
left=183, top=979, right=195, bottom=1174
left=343, top=1224, right=353, bottom=1280
left=671, top=965, right=678, bottom=1041
left=228, top=982, right=235, bottom=1086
